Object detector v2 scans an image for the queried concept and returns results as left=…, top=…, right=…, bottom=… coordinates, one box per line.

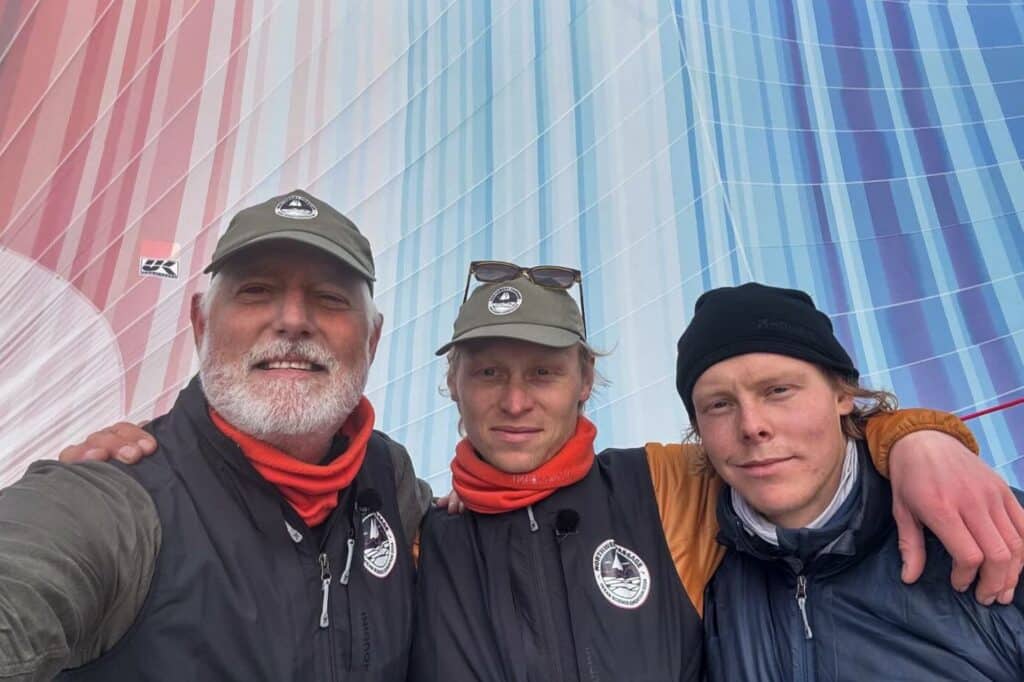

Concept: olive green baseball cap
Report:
left=205, top=189, right=375, bottom=291
left=435, top=275, right=586, bottom=355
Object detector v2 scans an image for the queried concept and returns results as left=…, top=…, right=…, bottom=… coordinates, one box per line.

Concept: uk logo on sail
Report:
left=139, top=258, right=179, bottom=279
left=592, top=539, right=651, bottom=609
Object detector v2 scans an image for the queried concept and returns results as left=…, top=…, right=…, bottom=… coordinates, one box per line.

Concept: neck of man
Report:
left=260, top=428, right=340, bottom=465
left=736, top=439, right=859, bottom=539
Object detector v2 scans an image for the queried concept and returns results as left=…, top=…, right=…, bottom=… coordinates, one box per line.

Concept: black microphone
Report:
left=554, top=509, right=580, bottom=536
left=356, top=489, right=382, bottom=514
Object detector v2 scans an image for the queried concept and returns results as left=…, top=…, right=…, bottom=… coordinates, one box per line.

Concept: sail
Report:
left=0, top=2, right=1021, bottom=488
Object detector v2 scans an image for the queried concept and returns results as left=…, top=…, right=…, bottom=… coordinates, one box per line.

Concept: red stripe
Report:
left=961, top=396, right=1024, bottom=422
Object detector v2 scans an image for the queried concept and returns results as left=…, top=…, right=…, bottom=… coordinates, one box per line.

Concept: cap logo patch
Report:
left=361, top=511, right=397, bottom=579
left=592, top=539, right=651, bottom=609
left=275, top=195, right=318, bottom=220
left=488, top=286, right=522, bottom=315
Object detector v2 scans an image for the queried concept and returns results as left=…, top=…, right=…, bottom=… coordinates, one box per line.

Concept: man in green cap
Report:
left=406, top=262, right=1017, bottom=681
left=0, top=190, right=429, bottom=680
left=26, top=252, right=1023, bottom=678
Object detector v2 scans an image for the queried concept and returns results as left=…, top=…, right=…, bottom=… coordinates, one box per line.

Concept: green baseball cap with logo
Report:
left=435, top=275, right=586, bottom=355
left=205, top=189, right=376, bottom=291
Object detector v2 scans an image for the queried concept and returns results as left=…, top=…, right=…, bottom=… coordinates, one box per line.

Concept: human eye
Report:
left=470, top=366, right=499, bottom=379
left=766, top=385, right=793, bottom=399
left=700, top=397, right=732, bottom=414
left=317, top=290, right=352, bottom=308
left=236, top=282, right=272, bottom=298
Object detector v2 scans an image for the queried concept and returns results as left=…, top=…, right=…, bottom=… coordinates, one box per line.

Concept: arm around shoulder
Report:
left=0, top=461, right=160, bottom=680
left=864, top=408, right=978, bottom=476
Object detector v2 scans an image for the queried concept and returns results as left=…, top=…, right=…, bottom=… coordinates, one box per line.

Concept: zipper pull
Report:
left=318, top=553, right=331, bottom=628
left=527, top=505, right=539, bottom=533
left=795, top=575, right=813, bottom=640
left=339, top=530, right=356, bottom=586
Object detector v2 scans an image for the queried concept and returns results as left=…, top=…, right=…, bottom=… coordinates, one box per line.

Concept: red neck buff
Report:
left=451, top=416, right=597, bottom=514
left=210, top=397, right=375, bottom=527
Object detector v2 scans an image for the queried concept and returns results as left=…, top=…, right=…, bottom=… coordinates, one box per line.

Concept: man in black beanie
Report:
left=680, top=282, right=1024, bottom=681
left=677, top=283, right=858, bottom=423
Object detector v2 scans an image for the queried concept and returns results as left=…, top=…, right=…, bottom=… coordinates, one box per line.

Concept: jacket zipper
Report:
left=795, top=574, right=813, bottom=682
left=527, top=505, right=563, bottom=680
left=339, top=528, right=356, bottom=585
left=795, top=575, right=813, bottom=639
left=319, top=552, right=332, bottom=628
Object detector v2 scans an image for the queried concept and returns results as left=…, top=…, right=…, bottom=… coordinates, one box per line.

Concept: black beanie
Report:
left=675, top=282, right=859, bottom=421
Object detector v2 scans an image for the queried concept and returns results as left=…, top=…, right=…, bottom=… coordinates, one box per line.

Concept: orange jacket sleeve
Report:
left=646, top=408, right=978, bottom=617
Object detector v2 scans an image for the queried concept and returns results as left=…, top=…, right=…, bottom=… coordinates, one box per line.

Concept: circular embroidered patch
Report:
left=592, top=539, right=651, bottom=609
left=361, top=511, right=397, bottom=579
left=488, top=286, right=522, bottom=315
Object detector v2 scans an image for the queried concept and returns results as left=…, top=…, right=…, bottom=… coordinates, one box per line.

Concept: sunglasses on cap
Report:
left=462, top=260, right=587, bottom=336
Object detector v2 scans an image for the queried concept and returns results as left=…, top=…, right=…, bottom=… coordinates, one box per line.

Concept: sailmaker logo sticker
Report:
left=593, top=539, right=650, bottom=609
left=275, top=194, right=318, bottom=219
left=139, top=258, right=179, bottom=279
left=488, top=286, right=522, bottom=315
left=361, top=511, right=397, bottom=579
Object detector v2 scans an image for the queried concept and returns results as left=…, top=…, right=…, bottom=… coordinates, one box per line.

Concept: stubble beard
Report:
left=198, top=333, right=368, bottom=446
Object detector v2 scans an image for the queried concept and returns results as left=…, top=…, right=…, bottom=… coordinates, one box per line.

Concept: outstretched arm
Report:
left=0, top=462, right=159, bottom=679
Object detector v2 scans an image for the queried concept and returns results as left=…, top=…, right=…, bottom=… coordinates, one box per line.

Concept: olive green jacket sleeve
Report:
left=0, top=461, right=160, bottom=681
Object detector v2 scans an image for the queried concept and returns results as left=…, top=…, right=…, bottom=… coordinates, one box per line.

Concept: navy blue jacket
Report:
left=704, top=441, right=1024, bottom=682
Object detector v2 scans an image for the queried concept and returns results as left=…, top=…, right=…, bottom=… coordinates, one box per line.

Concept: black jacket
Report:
left=60, top=378, right=416, bottom=682
left=704, top=441, right=1024, bottom=682
left=410, top=447, right=704, bottom=682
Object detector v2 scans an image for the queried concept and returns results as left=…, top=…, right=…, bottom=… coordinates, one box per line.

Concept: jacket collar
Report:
left=172, top=376, right=314, bottom=536
left=715, top=440, right=894, bottom=576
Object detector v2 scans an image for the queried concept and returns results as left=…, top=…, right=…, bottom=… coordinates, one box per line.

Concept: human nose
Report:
left=498, top=378, right=533, bottom=415
left=274, top=289, right=314, bottom=339
left=738, top=401, right=772, bottom=443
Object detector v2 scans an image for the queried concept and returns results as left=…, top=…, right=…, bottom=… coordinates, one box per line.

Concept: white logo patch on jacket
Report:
left=361, top=511, right=397, bottom=578
left=592, top=539, right=651, bottom=609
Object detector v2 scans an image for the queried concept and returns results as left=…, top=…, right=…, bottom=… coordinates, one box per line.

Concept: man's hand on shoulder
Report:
left=59, top=422, right=156, bottom=464
left=435, top=490, right=465, bottom=515
left=889, top=430, right=1024, bottom=606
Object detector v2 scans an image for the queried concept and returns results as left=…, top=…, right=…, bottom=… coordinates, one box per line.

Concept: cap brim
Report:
left=204, top=231, right=375, bottom=282
left=435, top=323, right=582, bottom=356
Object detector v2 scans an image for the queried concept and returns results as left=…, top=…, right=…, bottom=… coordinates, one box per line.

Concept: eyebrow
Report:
left=695, top=371, right=808, bottom=394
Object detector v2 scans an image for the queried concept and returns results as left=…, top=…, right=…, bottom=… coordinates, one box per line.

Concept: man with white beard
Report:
left=0, top=190, right=429, bottom=681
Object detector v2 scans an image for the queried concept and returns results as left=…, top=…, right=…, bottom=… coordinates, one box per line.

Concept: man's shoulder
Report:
left=366, top=429, right=406, bottom=463
left=419, top=504, right=477, bottom=544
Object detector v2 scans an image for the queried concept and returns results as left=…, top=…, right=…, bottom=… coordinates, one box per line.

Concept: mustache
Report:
left=244, top=339, right=338, bottom=370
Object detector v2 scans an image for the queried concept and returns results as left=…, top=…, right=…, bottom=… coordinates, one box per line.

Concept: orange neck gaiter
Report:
left=210, top=398, right=375, bottom=527
left=451, top=416, right=597, bottom=514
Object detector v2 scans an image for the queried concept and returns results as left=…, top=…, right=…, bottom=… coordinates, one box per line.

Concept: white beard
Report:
left=198, top=334, right=368, bottom=444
